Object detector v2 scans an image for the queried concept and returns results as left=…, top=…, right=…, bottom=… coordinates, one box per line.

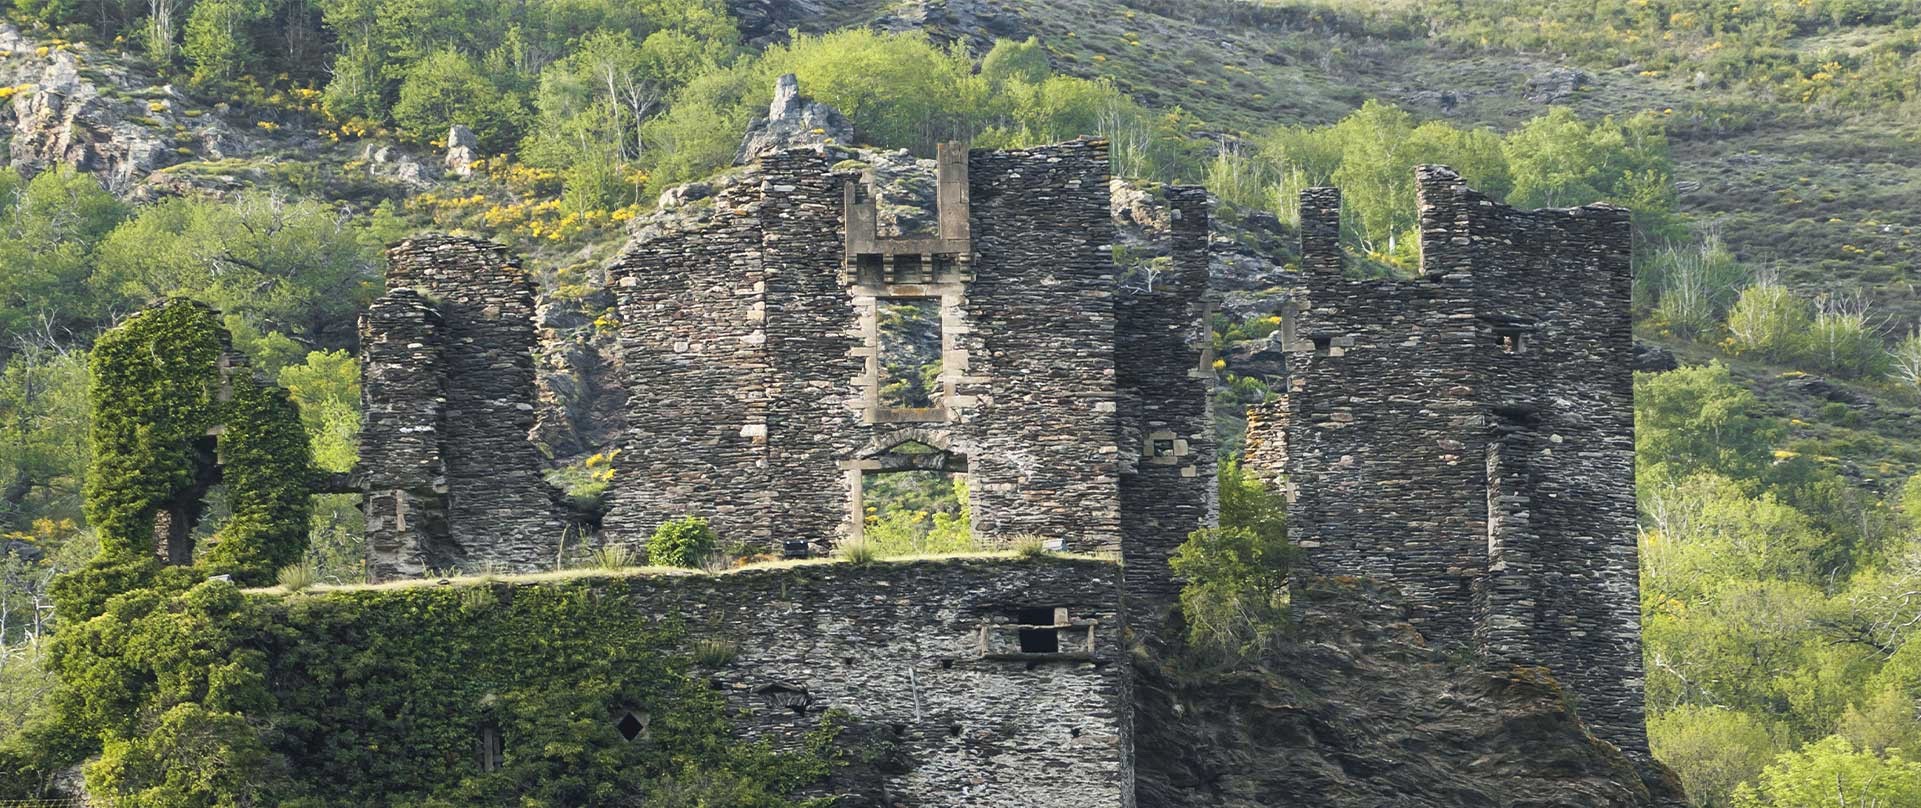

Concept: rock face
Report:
left=1526, top=67, right=1592, bottom=104
left=1135, top=578, right=1688, bottom=808
left=444, top=124, right=479, bottom=177
left=733, top=73, right=854, bottom=163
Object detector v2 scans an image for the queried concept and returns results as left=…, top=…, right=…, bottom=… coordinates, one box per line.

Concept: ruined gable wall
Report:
left=1276, top=187, right=1486, bottom=644
left=1117, top=186, right=1217, bottom=626
left=371, top=236, right=567, bottom=575
left=603, top=182, right=778, bottom=546
left=965, top=142, right=1122, bottom=552
left=1445, top=165, right=1644, bottom=753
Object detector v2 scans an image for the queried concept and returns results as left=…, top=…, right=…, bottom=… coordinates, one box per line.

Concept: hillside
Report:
left=3, top=0, right=1921, bottom=804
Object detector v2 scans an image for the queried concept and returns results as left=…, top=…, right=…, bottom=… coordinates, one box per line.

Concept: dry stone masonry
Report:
left=358, top=235, right=572, bottom=579
left=602, top=139, right=1216, bottom=588
left=346, top=127, right=1648, bottom=795
left=1244, top=167, right=1645, bottom=755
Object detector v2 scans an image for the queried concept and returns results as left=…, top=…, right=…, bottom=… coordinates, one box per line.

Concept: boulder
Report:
left=1525, top=67, right=1591, bottom=104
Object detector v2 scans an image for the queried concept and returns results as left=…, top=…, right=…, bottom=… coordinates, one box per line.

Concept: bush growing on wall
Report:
left=648, top=516, right=717, bottom=568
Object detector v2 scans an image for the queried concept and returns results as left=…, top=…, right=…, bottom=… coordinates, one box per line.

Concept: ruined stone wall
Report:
left=669, top=557, right=1133, bottom=806
left=358, top=289, right=450, bottom=580
left=1248, top=170, right=1644, bottom=754
left=1433, top=164, right=1645, bottom=754
left=602, top=179, right=780, bottom=546
left=608, top=142, right=1152, bottom=558
left=761, top=148, right=870, bottom=549
left=360, top=236, right=568, bottom=578
left=1118, top=186, right=1217, bottom=625
left=1275, top=186, right=1486, bottom=643
left=965, top=142, right=1122, bottom=552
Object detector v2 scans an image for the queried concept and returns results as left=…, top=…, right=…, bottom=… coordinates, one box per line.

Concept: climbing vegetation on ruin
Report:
left=5, top=576, right=846, bottom=805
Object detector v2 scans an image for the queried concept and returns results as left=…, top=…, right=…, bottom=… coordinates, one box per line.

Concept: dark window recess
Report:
left=616, top=711, right=648, bottom=742
left=1017, top=607, right=1060, bottom=654
left=1311, top=335, right=1333, bottom=356
left=1153, top=439, right=1175, bottom=457
left=857, top=253, right=884, bottom=284
left=477, top=725, right=502, bottom=772
left=1499, top=332, right=1528, bottom=354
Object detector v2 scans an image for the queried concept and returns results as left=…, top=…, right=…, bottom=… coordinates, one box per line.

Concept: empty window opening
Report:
left=856, top=253, right=884, bottom=285
left=1497, top=331, right=1529, bottom=354
left=477, top=725, right=502, bottom=772
left=1310, top=335, right=1333, bottom=357
left=1017, top=607, right=1061, bottom=654
left=863, top=469, right=970, bottom=555
left=876, top=298, right=943, bottom=411
left=615, top=711, right=649, bottom=742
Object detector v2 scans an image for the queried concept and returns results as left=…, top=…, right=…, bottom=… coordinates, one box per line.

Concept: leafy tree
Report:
left=391, top=49, right=530, bottom=151
left=181, top=0, right=264, bottom=86
left=0, top=346, right=90, bottom=530
left=979, top=36, right=1050, bottom=90
left=1734, top=736, right=1921, bottom=807
left=1650, top=705, right=1783, bottom=808
left=1171, top=461, right=1292, bottom=659
left=0, top=167, right=129, bottom=340
left=91, top=194, right=381, bottom=353
left=1634, top=362, right=1782, bottom=486
left=1641, top=473, right=1829, bottom=605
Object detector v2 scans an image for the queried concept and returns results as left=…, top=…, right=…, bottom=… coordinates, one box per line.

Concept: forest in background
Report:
left=5, top=0, right=1921, bottom=804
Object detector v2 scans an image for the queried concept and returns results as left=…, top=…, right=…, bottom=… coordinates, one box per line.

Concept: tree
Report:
left=90, top=194, right=381, bottom=353
left=1726, top=281, right=1811, bottom=360
left=1649, top=705, right=1782, bottom=808
left=0, top=167, right=129, bottom=340
left=182, top=0, right=264, bottom=86
left=1734, top=736, right=1921, bottom=807
left=1171, top=461, right=1293, bottom=659
left=1634, top=362, right=1783, bottom=486
left=391, top=49, right=529, bottom=150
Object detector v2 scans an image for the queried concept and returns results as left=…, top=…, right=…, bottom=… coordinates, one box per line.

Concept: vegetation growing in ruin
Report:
left=1171, top=461, right=1294, bottom=660
left=4, top=575, right=846, bottom=804
left=646, top=515, right=717, bottom=568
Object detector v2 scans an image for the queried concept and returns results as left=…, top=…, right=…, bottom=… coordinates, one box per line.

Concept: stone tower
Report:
left=1245, top=167, right=1644, bottom=754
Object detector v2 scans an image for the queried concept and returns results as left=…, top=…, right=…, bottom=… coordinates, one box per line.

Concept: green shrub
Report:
left=1725, top=282, right=1811, bottom=361
left=1171, top=461, right=1294, bottom=659
left=647, top=517, right=716, bottom=568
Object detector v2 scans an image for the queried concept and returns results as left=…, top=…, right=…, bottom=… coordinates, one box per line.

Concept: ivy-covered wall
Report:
left=15, top=556, right=1129, bottom=806
left=50, top=298, right=313, bottom=627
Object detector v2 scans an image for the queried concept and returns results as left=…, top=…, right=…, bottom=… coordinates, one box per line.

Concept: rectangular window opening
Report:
left=478, top=725, right=502, bottom=772
left=1016, top=607, right=1060, bottom=654
left=876, top=298, right=944, bottom=413
left=856, top=253, right=884, bottom=285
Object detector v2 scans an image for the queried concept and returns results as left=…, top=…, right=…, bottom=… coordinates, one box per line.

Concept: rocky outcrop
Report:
left=444, top=124, right=478, bottom=177
left=0, top=32, right=246, bottom=185
left=734, top=73, right=854, bottom=163
left=1135, top=578, right=1688, bottom=808
left=1526, top=67, right=1592, bottom=104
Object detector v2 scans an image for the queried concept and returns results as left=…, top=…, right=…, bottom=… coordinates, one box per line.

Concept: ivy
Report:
left=81, top=299, right=225, bottom=564
left=39, top=578, right=843, bottom=806
left=199, top=376, right=314, bottom=585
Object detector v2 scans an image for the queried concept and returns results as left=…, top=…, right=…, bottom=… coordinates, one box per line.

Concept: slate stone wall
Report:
left=358, top=289, right=451, bottom=580
left=965, top=143, right=1123, bottom=552
left=1245, top=168, right=1643, bottom=754
left=641, top=557, right=1133, bottom=806
left=360, top=236, right=570, bottom=578
left=604, top=142, right=1203, bottom=565
left=1117, top=186, right=1218, bottom=627
left=601, top=174, right=781, bottom=545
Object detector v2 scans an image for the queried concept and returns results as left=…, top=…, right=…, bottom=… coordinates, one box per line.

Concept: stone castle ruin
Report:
left=332, top=107, right=1640, bottom=799
left=1244, top=169, right=1643, bottom=753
